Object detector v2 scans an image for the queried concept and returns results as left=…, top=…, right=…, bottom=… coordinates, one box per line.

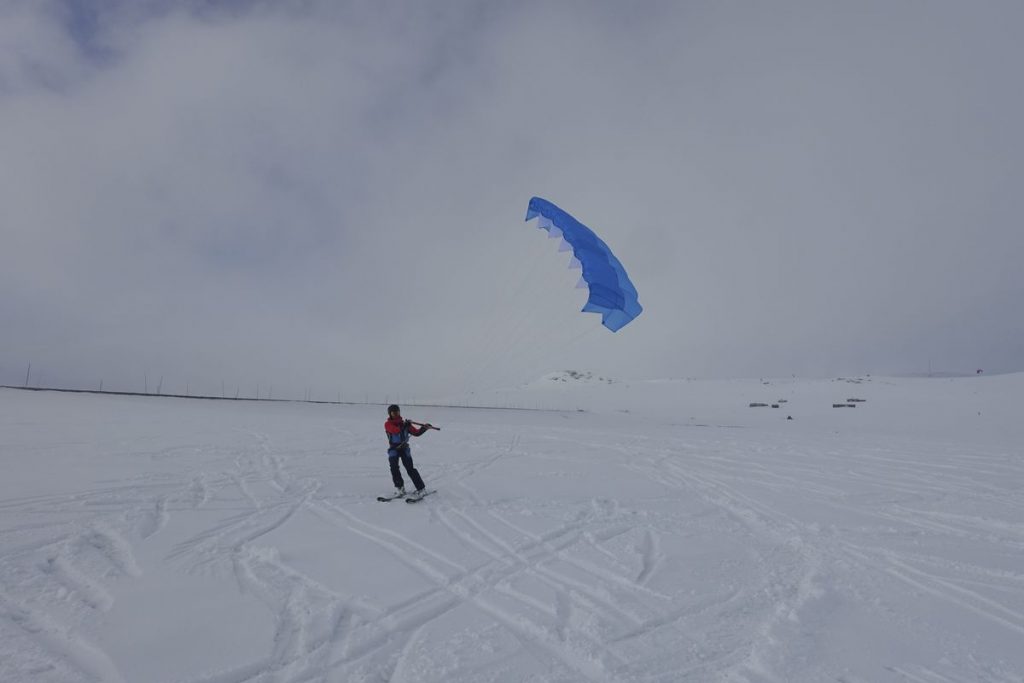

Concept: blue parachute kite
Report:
left=525, top=197, right=642, bottom=332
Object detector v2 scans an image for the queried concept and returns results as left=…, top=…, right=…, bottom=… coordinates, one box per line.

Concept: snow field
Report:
left=1, top=374, right=1023, bottom=682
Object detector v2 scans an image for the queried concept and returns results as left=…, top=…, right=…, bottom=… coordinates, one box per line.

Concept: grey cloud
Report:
left=2, top=1, right=1023, bottom=399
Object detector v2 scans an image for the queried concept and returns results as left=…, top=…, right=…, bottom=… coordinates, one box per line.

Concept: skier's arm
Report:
left=405, top=420, right=438, bottom=436
left=405, top=420, right=427, bottom=437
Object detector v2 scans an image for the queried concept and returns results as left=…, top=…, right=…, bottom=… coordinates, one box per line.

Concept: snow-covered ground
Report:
left=1, top=373, right=1022, bottom=682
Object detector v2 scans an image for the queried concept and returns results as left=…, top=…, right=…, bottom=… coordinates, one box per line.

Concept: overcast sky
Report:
left=2, top=0, right=1022, bottom=400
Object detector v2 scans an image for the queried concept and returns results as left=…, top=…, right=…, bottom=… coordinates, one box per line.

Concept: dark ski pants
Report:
left=388, top=448, right=425, bottom=491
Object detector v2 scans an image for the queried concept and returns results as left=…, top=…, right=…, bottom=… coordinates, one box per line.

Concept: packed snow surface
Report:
left=1, top=374, right=1023, bottom=682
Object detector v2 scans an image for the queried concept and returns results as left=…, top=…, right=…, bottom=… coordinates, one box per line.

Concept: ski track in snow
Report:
left=2, top=383, right=1024, bottom=682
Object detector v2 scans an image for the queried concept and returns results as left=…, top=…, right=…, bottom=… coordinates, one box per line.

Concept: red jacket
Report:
left=385, top=417, right=426, bottom=451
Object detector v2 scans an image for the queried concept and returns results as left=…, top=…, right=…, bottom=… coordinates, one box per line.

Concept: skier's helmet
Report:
left=387, top=404, right=401, bottom=415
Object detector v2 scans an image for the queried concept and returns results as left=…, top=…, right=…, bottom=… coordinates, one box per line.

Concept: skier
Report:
left=384, top=404, right=434, bottom=500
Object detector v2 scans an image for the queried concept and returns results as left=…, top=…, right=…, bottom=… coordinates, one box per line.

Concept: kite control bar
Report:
left=408, top=420, right=440, bottom=431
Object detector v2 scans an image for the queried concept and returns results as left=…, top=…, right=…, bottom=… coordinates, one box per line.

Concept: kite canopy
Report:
left=525, top=197, right=642, bottom=332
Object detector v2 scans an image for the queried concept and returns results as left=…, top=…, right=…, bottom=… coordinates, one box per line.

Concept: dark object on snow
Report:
left=771, top=404, right=780, bottom=408
left=847, top=398, right=866, bottom=403
left=749, top=402, right=769, bottom=408
left=787, top=415, right=793, bottom=420
left=833, top=403, right=856, bottom=408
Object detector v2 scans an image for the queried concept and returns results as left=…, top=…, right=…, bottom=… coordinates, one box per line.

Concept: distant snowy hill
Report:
left=465, top=371, right=1024, bottom=443
left=538, top=370, right=619, bottom=385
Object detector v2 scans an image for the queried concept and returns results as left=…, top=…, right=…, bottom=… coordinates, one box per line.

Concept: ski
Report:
left=377, top=494, right=405, bottom=502
left=405, top=489, right=436, bottom=504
